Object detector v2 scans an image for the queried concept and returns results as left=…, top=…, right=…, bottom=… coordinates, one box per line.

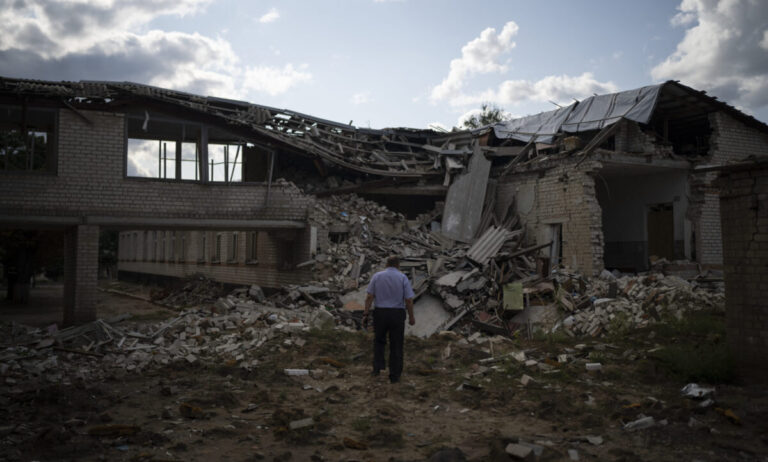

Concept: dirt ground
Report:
left=1, top=284, right=767, bottom=461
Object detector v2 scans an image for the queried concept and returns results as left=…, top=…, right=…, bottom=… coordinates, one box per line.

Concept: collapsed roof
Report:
left=490, top=80, right=768, bottom=145
left=0, top=76, right=473, bottom=178
left=1, top=76, right=766, bottom=179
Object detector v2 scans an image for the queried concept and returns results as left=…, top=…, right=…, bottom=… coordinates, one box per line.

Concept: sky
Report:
left=2, top=0, right=768, bottom=130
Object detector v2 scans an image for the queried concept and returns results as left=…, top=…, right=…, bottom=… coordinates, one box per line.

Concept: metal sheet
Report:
left=441, top=144, right=491, bottom=242
left=466, top=226, right=515, bottom=266
left=561, top=84, right=662, bottom=133
left=492, top=104, right=575, bottom=144
left=492, top=84, right=664, bottom=141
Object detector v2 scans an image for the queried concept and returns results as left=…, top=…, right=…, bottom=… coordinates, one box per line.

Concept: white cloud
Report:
left=430, top=22, right=615, bottom=108
left=258, top=7, right=280, bottom=24
left=652, top=0, right=768, bottom=109
left=0, top=0, right=311, bottom=99
left=350, top=92, right=373, bottom=104
left=430, top=21, right=519, bottom=102
left=242, top=64, right=312, bottom=96
left=446, top=72, right=617, bottom=108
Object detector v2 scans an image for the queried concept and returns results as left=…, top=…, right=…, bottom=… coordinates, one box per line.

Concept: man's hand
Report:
left=408, top=315, right=415, bottom=326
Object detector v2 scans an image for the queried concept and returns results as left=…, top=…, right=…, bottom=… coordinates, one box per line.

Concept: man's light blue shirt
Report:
left=366, top=267, right=415, bottom=309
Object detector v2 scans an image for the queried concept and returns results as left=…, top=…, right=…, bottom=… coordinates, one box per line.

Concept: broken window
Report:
left=0, top=105, right=56, bottom=173
left=179, top=233, right=186, bottom=262
left=208, top=143, right=244, bottom=182
left=127, top=139, right=176, bottom=179
left=246, top=231, right=259, bottom=264
left=126, top=114, right=200, bottom=180
left=169, top=231, right=175, bottom=261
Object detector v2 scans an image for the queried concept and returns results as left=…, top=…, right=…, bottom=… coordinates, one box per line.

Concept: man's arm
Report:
left=364, top=293, right=374, bottom=316
left=405, top=298, right=415, bottom=325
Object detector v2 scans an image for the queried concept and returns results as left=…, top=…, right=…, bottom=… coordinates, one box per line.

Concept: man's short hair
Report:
left=386, top=255, right=400, bottom=268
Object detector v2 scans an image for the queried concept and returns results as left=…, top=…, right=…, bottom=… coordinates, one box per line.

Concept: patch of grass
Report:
left=532, top=329, right=572, bottom=345
left=647, top=310, right=734, bottom=383
left=654, top=310, right=725, bottom=340
left=652, top=342, right=735, bottom=383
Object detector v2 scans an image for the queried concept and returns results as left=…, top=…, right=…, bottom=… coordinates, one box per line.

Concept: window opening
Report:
left=0, top=105, right=56, bottom=172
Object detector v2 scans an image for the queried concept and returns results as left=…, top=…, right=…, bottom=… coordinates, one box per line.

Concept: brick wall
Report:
left=496, top=159, right=604, bottom=276
left=0, top=109, right=311, bottom=222
left=615, top=120, right=673, bottom=156
left=717, top=163, right=768, bottom=382
left=694, top=112, right=768, bottom=266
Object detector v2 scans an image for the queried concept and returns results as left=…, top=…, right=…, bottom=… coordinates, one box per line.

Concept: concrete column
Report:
left=63, top=224, right=99, bottom=325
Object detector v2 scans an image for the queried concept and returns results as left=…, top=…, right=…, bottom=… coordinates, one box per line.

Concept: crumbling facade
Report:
left=489, top=83, right=768, bottom=276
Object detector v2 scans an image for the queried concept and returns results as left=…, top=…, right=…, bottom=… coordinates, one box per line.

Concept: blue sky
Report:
left=2, top=0, right=767, bottom=129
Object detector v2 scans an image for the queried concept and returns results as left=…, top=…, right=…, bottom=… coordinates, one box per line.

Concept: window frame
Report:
left=0, top=104, right=58, bottom=175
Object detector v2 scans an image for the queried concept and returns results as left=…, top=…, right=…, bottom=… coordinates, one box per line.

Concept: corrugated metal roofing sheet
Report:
left=466, top=226, right=515, bottom=267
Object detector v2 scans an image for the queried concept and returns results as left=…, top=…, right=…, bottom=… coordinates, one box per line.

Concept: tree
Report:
left=460, top=103, right=507, bottom=130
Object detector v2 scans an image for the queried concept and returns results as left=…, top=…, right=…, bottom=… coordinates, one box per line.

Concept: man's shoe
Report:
left=371, top=370, right=380, bottom=377
left=389, top=377, right=400, bottom=383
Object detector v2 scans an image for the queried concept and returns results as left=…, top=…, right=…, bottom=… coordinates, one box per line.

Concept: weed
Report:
left=652, top=342, right=735, bottom=383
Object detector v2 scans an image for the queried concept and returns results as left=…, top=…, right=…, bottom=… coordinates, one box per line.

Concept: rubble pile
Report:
left=300, top=192, right=537, bottom=330
left=559, top=272, right=725, bottom=337
left=144, top=190, right=725, bottom=341
left=0, top=302, right=338, bottom=386
left=153, top=275, right=226, bottom=308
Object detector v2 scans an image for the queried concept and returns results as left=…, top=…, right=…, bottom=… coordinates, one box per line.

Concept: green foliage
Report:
left=649, top=311, right=735, bottom=383
left=652, top=343, right=734, bottom=383
left=460, top=103, right=507, bottom=129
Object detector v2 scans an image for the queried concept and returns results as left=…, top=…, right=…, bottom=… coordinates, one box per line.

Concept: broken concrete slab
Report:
left=406, top=295, right=452, bottom=338
left=435, top=271, right=468, bottom=288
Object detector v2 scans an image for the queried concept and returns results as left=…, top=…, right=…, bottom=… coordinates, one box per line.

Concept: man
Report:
left=364, top=255, right=415, bottom=383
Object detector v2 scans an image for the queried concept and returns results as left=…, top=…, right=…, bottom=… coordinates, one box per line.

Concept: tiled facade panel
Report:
left=718, top=165, right=768, bottom=382
left=118, top=229, right=314, bottom=288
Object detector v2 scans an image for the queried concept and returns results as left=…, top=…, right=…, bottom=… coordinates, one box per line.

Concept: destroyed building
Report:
left=1, top=76, right=767, bottom=324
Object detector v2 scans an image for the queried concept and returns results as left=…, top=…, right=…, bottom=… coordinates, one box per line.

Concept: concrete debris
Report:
left=119, top=195, right=724, bottom=342
left=553, top=272, right=725, bottom=338
left=0, top=299, right=343, bottom=385
left=624, top=415, right=655, bottom=431
left=681, top=383, right=715, bottom=399
left=505, top=443, right=532, bottom=459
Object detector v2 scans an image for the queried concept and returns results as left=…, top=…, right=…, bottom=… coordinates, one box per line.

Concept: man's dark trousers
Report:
left=372, top=308, right=406, bottom=382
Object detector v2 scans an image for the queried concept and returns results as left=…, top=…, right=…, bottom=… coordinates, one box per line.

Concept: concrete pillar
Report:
left=63, top=224, right=99, bottom=325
